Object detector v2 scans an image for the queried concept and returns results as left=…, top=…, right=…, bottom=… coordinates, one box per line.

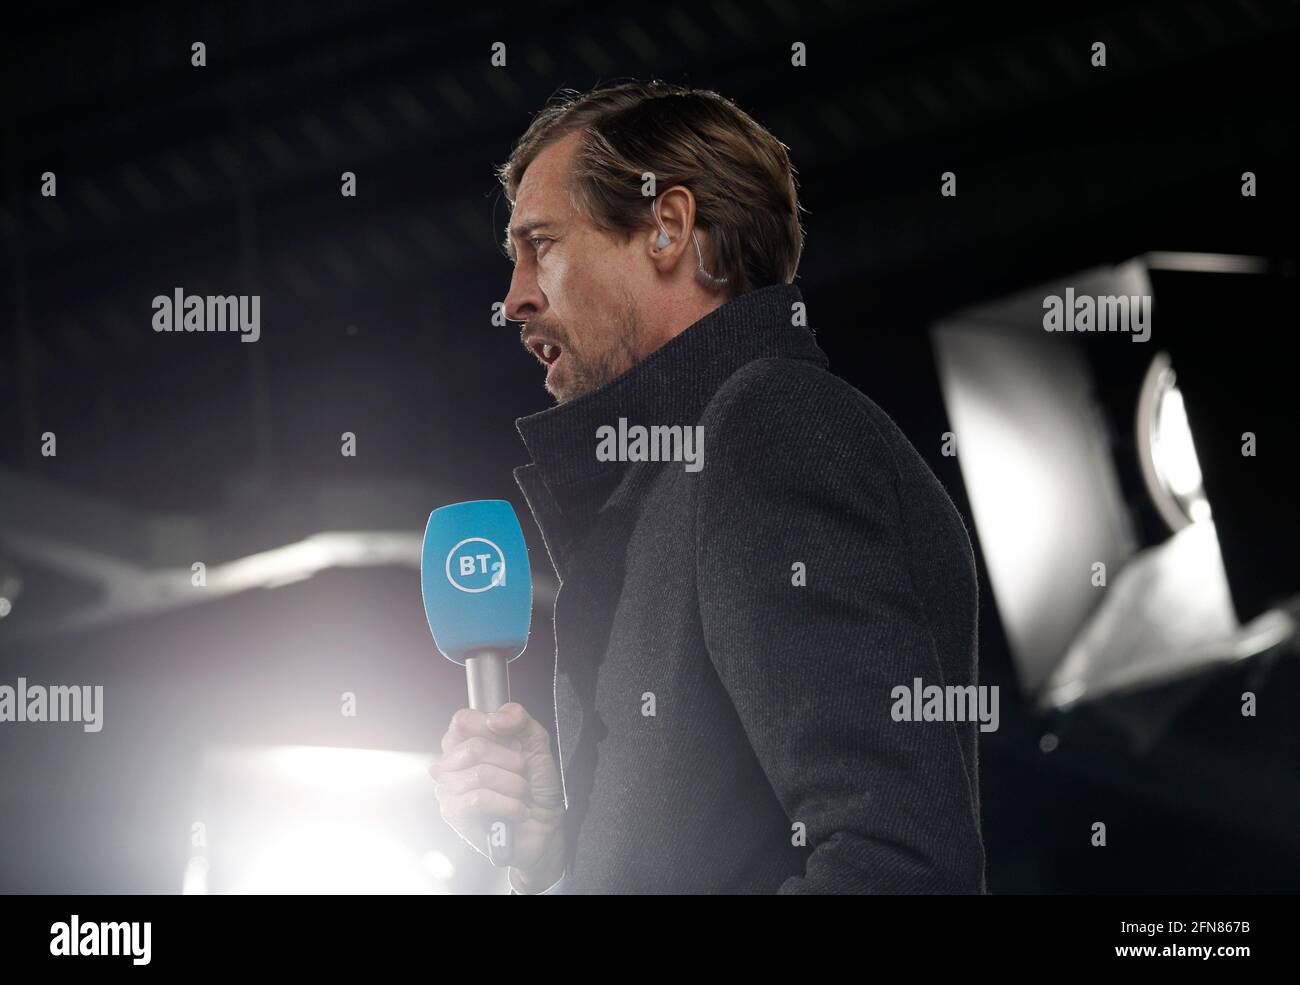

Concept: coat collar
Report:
left=512, top=283, right=826, bottom=576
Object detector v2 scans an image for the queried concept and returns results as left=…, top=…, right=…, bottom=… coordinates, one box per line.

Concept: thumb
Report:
left=486, top=702, right=524, bottom=732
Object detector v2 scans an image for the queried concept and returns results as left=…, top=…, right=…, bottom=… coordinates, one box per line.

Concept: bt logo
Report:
left=445, top=537, right=507, bottom=593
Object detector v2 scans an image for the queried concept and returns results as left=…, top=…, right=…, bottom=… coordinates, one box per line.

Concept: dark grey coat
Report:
left=513, top=282, right=986, bottom=893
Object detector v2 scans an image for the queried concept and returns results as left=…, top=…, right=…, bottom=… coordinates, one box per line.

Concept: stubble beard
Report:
left=546, top=294, right=644, bottom=405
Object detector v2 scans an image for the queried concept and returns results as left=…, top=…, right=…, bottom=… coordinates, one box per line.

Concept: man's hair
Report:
left=496, top=80, right=805, bottom=297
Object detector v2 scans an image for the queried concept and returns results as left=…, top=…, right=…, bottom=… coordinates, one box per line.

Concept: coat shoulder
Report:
left=701, top=356, right=924, bottom=475
left=700, top=354, right=978, bottom=578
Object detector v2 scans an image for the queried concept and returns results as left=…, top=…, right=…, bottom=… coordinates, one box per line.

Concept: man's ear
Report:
left=648, top=187, right=696, bottom=271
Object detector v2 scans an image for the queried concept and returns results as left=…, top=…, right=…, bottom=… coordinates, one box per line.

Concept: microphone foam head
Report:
left=420, top=499, right=532, bottom=665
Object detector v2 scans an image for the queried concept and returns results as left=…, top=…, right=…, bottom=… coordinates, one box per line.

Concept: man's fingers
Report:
left=431, top=735, right=527, bottom=776
left=440, top=707, right=496, bottom=754
left=438, top=787, right=531, bottom=825
left=433, top=762, right=531, bottom=802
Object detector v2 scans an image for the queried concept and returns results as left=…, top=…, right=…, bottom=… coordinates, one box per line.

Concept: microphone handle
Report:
left=465, top=650, right=513, bottom=867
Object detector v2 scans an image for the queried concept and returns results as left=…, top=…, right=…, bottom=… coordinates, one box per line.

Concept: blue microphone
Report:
left=421, top=499, right=533, bottom=868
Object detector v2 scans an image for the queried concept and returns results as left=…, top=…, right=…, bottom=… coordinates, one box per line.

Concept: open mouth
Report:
left=527, top=338, right=563, bottom=367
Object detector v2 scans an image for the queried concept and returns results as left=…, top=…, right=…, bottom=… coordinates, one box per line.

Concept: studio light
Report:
left=1137, top=352, right=1212, bottom=532
left=192, top=744, right=459, bottom=895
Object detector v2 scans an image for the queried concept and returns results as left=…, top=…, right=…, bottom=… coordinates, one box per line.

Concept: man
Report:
left=430, top=81, right=986, bottom=894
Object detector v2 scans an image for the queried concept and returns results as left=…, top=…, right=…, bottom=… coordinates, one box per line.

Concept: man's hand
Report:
left=429, top=701, right=566, bottom=891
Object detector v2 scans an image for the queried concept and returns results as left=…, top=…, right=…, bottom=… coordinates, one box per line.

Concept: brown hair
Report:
left=496, top=80, right=805, bottom=297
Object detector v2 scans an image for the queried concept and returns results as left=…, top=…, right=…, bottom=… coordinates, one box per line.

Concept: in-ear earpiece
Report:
left=652, top=201, right=672, bottom=249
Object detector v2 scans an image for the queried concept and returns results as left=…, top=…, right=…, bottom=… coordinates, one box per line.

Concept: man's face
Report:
left=503, top=132, right=650, bottom=404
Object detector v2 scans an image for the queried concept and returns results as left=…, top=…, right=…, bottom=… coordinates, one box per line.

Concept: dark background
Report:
left=1, top=0, right=1297, bottom=893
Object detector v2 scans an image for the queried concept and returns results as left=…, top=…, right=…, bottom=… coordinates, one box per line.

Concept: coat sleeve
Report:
left=695, top=362, right=986, bottom=893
